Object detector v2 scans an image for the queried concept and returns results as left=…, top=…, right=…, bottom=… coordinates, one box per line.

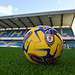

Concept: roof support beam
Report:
left=18, top=18, right=27, bottom=28
left=8, top=19, right=20, bottom=28
left=48, top=17, right=53, bottom=27
left=61, top=14, right=63, bottom=26
left=71, top=14, right=75, bottom=27
left=0, top=24, right=6, bottom=28
left=60, top=14, right=63, bottom=35
left=37, top=16, right=43, bottom=25
left=0, top=19, right=13, bottom=28
left=27, top=17, right=34, bottom=27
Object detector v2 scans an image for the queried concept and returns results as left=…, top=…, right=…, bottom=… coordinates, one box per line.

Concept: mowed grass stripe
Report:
left=0, top=47, right=75, bottom=75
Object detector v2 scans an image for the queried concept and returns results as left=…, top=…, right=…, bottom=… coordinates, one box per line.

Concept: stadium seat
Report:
left=0, top=30, right=27, bottom=37
left=62, top=28, right=74, bottom=36
left=55, top=28, right=74, bottom=36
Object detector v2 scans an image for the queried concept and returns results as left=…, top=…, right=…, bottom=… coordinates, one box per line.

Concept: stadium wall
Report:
left=0, top=40, right=23, bottom=48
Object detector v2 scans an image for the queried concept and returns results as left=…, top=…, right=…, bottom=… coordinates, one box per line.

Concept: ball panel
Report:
left=26, top=49, right=57, bottom=64
left=50, top=34, right=63, bottom=55
left=24, top=51, right=37, bottom=64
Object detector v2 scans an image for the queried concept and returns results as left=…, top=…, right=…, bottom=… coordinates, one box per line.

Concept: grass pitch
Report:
left=0, top=47, right=75, bottom=75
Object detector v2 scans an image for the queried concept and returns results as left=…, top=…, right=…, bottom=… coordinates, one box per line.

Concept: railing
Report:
left=62, top=36, right=75, bottom=40
left=0, top=36, right=75, bottom=41
left=0, top=37, right=24, bottom=41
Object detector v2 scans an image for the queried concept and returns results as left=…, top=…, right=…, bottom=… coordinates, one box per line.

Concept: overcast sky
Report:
left=0, top=0, right=75, bottom=16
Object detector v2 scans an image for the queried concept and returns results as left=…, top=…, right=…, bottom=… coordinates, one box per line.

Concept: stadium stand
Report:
left=55, top=28, right=74, bottom=36
left=61, top=28, right=74, bottom=36
left=0, top=30, right=28, bottom=47
left=0, top=30, right=26, bottom=37
left=64, top=40, right=75, bottom=48
left=0, top=9, right=75, bottom=48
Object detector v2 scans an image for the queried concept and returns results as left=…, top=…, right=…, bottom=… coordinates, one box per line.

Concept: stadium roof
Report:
left=0, top=9, right=75, bottom=29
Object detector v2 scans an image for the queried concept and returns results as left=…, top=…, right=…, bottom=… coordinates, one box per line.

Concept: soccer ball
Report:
left=23, top=26, right=63, bottom=64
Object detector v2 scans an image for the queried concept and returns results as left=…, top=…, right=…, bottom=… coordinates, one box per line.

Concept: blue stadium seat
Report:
left=0, top=30, right=27, bottom=37
left=55, top=28, right=74, bottom=36
left=62, top=28, right=74, bottom=36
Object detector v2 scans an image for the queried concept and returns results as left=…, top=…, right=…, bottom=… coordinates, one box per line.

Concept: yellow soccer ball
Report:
left=23, top=26, right=63, bottom=64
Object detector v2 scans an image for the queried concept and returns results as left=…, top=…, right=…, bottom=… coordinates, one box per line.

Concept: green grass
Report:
left=0, top=47, right=75, bottom=75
